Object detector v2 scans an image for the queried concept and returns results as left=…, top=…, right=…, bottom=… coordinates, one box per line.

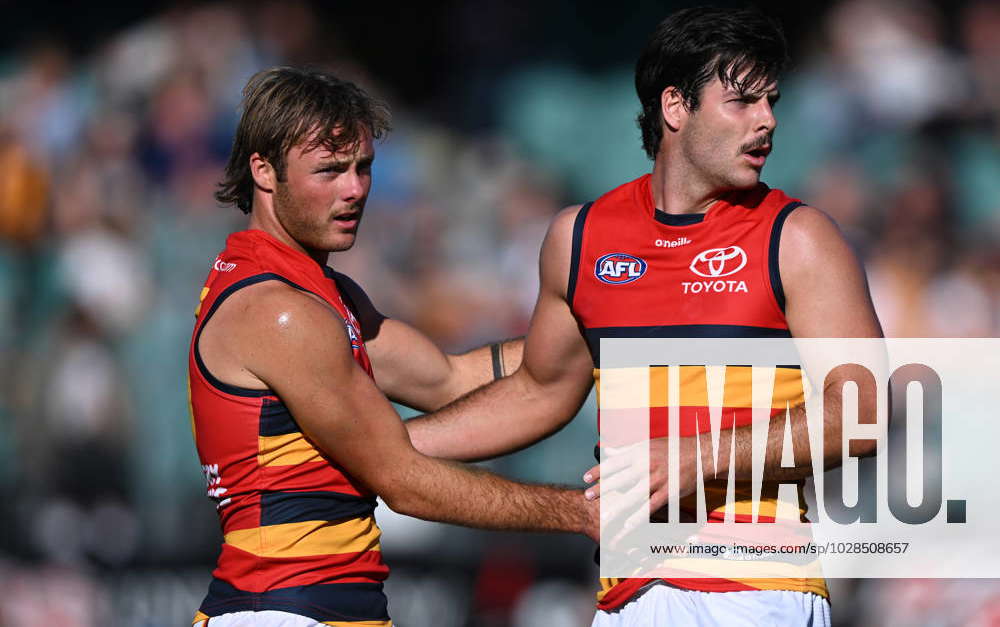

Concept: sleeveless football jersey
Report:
left=568, top=174, right=827, bottom=610
left=188, top=229, right=391, bottom=626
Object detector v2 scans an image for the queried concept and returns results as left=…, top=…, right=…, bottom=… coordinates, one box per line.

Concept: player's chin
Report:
left=331, top=236, right=357, bottom=252
left=323, top=232, right=357, bottom=253
left=731, top=168, right=762, bottom=188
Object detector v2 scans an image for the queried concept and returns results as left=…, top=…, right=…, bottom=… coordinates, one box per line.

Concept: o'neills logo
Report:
left=654, top=236, right=692, bottom=248
left=684, top=246, right=748, bottom=294
left=214, top=257, right=237, bottom=273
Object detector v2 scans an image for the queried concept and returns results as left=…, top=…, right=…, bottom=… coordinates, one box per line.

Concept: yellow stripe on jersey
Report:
left=224, top=516, right=382, bottom=558
left=680, top=480, right=807, bottom=520
left=195, top=286, right=210, bottom=318
left=655, top=365, right=805, bottom=409
left=597, top=365, right=807, bottom=410
left=192, top=610, right=210, bottom=625
left=594, top=367, right=655, bottom=409
left=736, top=577, right=828, bottom=597
left=593, top=368, right=601, bottom=404
left=649, top=367, right=668, bottom=407
left=258, top=432, right=324, bottom=466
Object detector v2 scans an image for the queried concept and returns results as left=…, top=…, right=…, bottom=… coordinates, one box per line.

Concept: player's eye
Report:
left=316, top=164, right=348, bottom=174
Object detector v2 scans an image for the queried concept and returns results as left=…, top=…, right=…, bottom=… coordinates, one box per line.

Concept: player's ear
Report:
left=661, top=86, right=687, bottom=132
left=249, top=153, right=276, bottom=192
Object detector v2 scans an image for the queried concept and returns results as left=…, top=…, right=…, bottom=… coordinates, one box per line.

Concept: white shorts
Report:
left=195, top=611, right=392, bottom=626
left=591, top=584, right=831, bottom=627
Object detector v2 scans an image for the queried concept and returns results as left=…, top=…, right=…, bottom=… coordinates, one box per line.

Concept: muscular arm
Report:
left=221, top=281, right=594, bottom=537
left=333, top=271, right=522, bottom=411
left=589, top=206, right=883, bottom=501
left=405, top=206, right=595, bottom=461
left=714, top=205, right=882, bottom=480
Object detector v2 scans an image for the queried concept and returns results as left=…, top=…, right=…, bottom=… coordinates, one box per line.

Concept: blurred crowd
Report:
left=1, top=1, right=999, bottom=625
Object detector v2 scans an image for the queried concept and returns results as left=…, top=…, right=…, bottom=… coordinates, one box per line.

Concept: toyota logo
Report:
left=689, top=246, right=747, bottom=277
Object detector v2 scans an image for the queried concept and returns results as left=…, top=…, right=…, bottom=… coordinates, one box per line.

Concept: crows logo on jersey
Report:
left=342, top=307, right=363, bottom=350
left=345, top=320, right=361, bottom=349
left=595, top=253, right=647, bottom=285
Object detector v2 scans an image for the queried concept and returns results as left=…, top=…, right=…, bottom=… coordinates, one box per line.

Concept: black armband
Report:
left=490, top=342, right=505, bottom=380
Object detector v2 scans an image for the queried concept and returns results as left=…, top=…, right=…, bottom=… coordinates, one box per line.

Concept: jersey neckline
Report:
left=638, top=173, right=767, bottom=229
left=236, top=228, right=334, bottom=276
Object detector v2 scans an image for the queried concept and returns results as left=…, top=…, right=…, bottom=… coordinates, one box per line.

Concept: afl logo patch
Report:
left=595, top=253, right=647, bottom=285
left=689, top=246, right=747, bottom=278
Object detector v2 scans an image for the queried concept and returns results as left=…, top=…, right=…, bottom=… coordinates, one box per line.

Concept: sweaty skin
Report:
left=198, top=132, right=597, bottom=540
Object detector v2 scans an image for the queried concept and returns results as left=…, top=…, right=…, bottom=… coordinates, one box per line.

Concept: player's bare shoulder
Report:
left=200, top=280, right=351, bottom=389
left=546, top=204, right=586, bottom=246
left=780, top=205, right=846, bottom=250
left=777, top=204, right=879, bottom=334
left=778, top=205, right=857, bottom=282
left=241, top=281, right=347, bottom=350
left=540, top=204, right=586, bottom=297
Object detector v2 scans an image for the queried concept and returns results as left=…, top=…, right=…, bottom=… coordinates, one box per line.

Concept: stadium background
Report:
left=2, top=0, right=999, bottom=624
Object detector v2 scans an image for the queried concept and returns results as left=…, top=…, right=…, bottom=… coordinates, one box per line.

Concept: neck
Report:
left=247, top=202, right=330, bottom=267
left=650, top=154, right=727, bottom=216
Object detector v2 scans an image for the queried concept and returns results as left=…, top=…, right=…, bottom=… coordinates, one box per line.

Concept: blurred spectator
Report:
left=0, top=126, right=48, bottom=246
left=825, top=0, right=967, bottom=130
left=960, top=0, right=1000, bottom=136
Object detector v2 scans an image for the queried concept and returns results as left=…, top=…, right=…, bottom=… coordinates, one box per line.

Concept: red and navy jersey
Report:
left=188, top=229, right=391, bottom=626
left=568, top=174, right=827, bottom=608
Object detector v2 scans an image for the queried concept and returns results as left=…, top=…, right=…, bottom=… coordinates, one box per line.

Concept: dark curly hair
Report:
left=216, top=67, right=391, bottom=214
left=635, top=7, right=789, bottom=160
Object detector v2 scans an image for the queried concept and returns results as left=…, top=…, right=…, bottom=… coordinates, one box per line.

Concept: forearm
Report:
left=705, top=406, right=820, bottom=483
left=442, top=338, right=524, bottom=401
left=407, top=367, right=587, bottom=461
left=386, top=455, right=591, bottom=536
left=703, top=390, right=871, bottom=482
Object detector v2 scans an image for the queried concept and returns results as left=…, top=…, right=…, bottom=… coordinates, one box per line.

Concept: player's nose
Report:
left=342, top=170, right=366, bottom=201
left=755, top=99, right=777, bottom=133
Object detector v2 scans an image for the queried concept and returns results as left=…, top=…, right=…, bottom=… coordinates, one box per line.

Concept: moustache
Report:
left=738, top=135, right=772, bottom=154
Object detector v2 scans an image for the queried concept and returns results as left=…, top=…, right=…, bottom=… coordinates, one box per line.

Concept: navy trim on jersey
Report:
left=566, top=202, right=593, bottom=308
left=654, top=210, right=705, bottom=226
left=328, top=272, right=362, bottom=326
left=194, top=272, right=323, bottom=398
left=584, top=324, right=793, bottom=365
left=260, top=491, right=377, bottom=526
left=198, top=578, right=390, bottom=622
left=768, top=201, right=805, bottom=314
left=258, top=398, right=299, bottom=436
left=324, top=266, right=371, bottom=344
